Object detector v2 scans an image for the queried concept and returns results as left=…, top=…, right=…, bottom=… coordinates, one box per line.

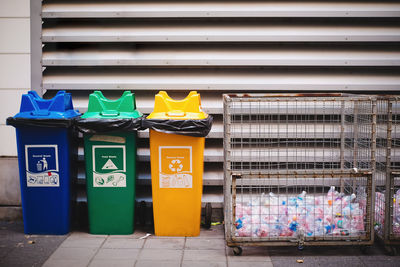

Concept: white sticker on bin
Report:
left=159, top=146, right=193, bottom=188
left=25, top=145, right=60, bottom=187
left=92, top=145, right=126, bottom=187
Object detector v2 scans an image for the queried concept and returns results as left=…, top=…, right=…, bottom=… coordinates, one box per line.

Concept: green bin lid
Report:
left=81, top=91, right=142, bottom=119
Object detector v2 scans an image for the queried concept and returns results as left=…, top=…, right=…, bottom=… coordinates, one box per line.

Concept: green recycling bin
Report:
left=77, top=91, right=142, bottom=234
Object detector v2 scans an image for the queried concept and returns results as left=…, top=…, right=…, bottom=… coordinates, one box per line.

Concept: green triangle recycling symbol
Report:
left=102, top=159, right=118, bottom=170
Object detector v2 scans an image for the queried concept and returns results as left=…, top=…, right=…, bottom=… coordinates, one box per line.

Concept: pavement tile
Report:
left=311, top=246, right=362, bottom=256
left=135, top=260, right=181, bottom=267
left=317, top=256, right=364, bottom=266
left=226, top=246, right=270, bottom=261
left=108, top=230, right=152, bottom=239
left=228, top=262, right=273, bottom=267
left=182, top=260, right=227, bottom=267
left=185, top=238, right=226, bottom=250
left=68, top=232, right=108, bottom=239
left=362, top=260, right=400, bottom=267
left=271, top=260, right=317, bottom=267
left=152, top=235, right=187, bottom=239
left=60, top=235, right=106, bottom=248
left=103, top=238, right=144, bottom=249
left=267, top=245, right=363, bottom=257
left=305, top=256, right=335, bottom=266
left=194, top=225, right=225, bottom=239
left=43, top=259, right=90, bottom=267
left=360, top=256, right=400, bottom=267
left=0, top=234, right=28, bottom=245
left=89, top=259, right=135, bottom=267
left=266, top=247, right=308, bottom=257
left=0, top=221, right=68, bottom=267
left=144, top=238, right=185, bottom=249
left=270, top=256, right=320, bottom=267
left=139, top=248, right=183, bottom=261
left=0, top=247, right=13, bottom=258
left=0, top=221, right=24, bottom=234
left=183, top=249, right=226, bottom=262
left=48, top=247, right=98, bottom=261
left=0, top=233, right=57, bottom=250
left=94, top=248, right=140, bottom=260
left=1, top=244, right=56, bottom=267
left=359, top=255, right=400, bottom=261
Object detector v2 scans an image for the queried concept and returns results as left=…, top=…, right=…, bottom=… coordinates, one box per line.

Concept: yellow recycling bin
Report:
left=146, top=91, right=212, bottom=236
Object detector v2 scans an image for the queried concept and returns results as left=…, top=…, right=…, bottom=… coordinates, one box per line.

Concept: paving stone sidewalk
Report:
left=2, top=221, right=400, bottom=267
left=43, top=224, right=273, bottom=267
left=43, top=224, right=400, bottom=267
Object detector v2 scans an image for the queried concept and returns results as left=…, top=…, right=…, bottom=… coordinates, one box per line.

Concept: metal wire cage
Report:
left=374, top=96, right=400, bottom=253
left=223, top=94, right=376, bottom=251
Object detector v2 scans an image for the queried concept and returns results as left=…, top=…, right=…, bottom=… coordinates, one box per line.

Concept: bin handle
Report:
left=100, top=110, right=120, bottom=117
left=166, top=111, right=186, bottom=117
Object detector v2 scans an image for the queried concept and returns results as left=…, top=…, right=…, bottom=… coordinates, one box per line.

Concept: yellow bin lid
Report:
left=147, top=91, right=208, bottom=120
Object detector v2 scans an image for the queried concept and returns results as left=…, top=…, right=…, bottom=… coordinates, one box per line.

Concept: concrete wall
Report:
left=0, top=0, right=31, bottom=220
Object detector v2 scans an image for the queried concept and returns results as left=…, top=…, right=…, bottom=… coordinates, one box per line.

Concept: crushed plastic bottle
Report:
left=235, top=188, right=367, bottom=238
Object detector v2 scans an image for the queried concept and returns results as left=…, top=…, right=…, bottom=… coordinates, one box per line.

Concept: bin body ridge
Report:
left=147, top=91, right=208, bottom=236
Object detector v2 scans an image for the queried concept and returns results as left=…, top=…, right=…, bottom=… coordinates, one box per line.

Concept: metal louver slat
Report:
left=42, top=1, right=400, bottom=18
left=42, top=23, right=400, bottom=42
left=43, top=69, right=400, bottom=91
left=42, top=45, right=400, bottom=66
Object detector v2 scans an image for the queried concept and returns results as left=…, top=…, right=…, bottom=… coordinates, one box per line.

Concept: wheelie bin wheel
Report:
left=392, top=246, right=398, bottom=256
left=233, top=246, right=243, bottom=256
left=139, top=201, right=147, bottom=226
left=385, top=246, right=398, bottom=256
left=204, top=203, right=212, bottom=229
left=360, top=246, right=370, bottom=254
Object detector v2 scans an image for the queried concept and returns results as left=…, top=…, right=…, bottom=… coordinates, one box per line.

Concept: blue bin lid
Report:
left=13, top=91, right=80, bottom=119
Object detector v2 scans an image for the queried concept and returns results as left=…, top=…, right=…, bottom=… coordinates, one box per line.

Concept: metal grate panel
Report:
left=224, top=95, right=375, bottom=175
left=223, top=94, right=375, bottom=247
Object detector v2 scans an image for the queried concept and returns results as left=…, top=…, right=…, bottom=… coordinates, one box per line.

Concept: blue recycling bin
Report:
left=7, top=91, right=80, bottom=234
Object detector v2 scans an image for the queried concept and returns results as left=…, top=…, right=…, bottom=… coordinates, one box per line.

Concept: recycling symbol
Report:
left=169, top=159, right=183, bottom=172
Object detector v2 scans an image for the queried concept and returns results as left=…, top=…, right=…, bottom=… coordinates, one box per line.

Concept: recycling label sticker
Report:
left=159, top=146, right=192, bottom=188
left=92, top=145, right=126, bottom=187
left=25, top=145, right=59, bottom=187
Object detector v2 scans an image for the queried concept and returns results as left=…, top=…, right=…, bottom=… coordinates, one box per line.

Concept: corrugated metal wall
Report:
left=38, top=0, right=400, bottom=209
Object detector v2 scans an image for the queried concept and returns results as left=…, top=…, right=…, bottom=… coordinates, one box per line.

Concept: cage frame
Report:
left=223, top=93, right=377, bottom=250
left=375, top=96, right=400, bottom=253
